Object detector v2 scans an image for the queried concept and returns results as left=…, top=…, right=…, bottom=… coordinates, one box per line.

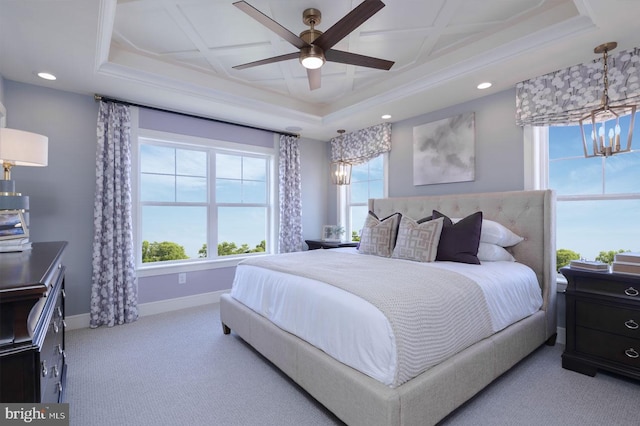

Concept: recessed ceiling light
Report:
left=37, top=72, right=57, bottom=81
left=477, top=82, right=492, bottom=90
left=381, top=114, right=392, bottom=120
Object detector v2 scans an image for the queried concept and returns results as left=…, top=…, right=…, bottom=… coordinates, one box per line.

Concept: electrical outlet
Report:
left=178, top=273, right=187, bottom=284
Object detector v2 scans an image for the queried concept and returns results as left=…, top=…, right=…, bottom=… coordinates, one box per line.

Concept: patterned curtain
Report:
left=330, top=122, right=392, bottom=165
left=278, top=135, right=304, bottom=253
left=90, top=101, right=138, bottom=328
left=516, top=47, right=640, bottom=126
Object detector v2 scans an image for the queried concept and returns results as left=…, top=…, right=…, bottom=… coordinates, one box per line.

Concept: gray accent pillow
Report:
left=358, top=212, right=401, bottom=257
left=392, top=216, right=444, bottom=262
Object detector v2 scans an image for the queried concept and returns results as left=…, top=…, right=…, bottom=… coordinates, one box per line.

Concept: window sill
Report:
left=137, top=256, right=245, bottom=277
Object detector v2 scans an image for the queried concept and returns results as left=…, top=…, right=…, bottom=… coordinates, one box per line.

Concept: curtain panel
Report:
left=90, top=101, right=138, bottom=328
left=516, top=47, right=640, bottom=126
left=330, top=122, right=392, bottom=165
left=278, top=135, right=304, bottom=253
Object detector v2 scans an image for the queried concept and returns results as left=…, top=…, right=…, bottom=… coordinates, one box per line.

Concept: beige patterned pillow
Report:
left=392, top=217, right=444, bottom=262
left=358, top=212, right=401, bottom=257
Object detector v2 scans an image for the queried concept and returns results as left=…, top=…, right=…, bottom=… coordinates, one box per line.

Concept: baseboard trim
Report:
left=65, top=290, right=229, bottom=331
left=557, top=326, right=566, bottom=345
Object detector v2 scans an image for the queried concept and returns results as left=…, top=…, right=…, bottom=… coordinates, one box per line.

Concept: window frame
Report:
left=133, top=128, right=277, bottom=277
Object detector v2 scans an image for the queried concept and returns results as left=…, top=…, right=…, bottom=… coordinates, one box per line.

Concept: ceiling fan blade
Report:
left=233, top=52, right=299, bottom=70
left=307, top=68, right=321, bottom=90
left=233, top=1, right=309, bottom=50
left=325, top=49, right=394, bottom=70
left=312, top=0, right=385, bottom=50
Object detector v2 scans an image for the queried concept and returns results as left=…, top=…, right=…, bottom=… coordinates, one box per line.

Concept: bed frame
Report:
left=220, top=189, right=556, bottom=426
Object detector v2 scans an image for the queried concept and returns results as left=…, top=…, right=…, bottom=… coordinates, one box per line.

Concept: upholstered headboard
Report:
left=369, top=189, right=556, bottom=339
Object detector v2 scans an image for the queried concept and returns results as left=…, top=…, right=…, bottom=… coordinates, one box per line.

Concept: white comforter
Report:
left=230, top=248, right=542, bottom=387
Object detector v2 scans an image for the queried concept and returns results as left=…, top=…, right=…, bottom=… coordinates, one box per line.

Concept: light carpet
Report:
left=65, top=304, right=640, bottom=426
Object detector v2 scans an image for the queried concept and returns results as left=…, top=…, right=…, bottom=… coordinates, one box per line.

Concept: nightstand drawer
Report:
left=576, top=300, right=640, bottom=339
left=576, top=327, right=640, bottom=369
left=571, top=275, right=640, bottom=301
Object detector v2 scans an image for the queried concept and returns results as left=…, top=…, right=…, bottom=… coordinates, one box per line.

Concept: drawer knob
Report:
left=625, top=319, right=639, bottom=330
left=624, top=287, right=639, bottom=297
left=52, top=365, right=59, bottom=377
left=625, top=348, right=639, bottom=359
left=57, top=382, right=63, bottom=394
left=53, top=322, right=59, bottom=333
left=41, top=361, right=48, bottom=377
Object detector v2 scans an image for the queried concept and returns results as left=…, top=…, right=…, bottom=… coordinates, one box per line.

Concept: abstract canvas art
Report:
left=413, top=112, right=475, bottom=186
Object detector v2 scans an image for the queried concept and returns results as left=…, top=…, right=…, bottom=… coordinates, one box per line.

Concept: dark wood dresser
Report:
left=0, top=241, right=68, bottom=402
left=561, top=266, right=640, bottom=380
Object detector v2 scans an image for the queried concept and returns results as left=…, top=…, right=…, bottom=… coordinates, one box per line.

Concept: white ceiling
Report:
left=1, top=0, right=640, bottom=140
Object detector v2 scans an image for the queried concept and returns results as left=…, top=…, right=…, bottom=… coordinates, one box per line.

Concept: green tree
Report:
left=595, top=249, right=629, bottom=265
left=556, top=248, right=580, bottom=271
left=198, top=244, right=207, bottom=258
left=142, top=241, right=189, bottom=263
left=351, top=231, right=360, bottom=242
left=217, top=240, right=267, bottom=256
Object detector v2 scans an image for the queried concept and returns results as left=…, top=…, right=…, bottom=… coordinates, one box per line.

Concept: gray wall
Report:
left=389, top=89, right=524, bottom=197
left=5, top=81, right=98, bottom=317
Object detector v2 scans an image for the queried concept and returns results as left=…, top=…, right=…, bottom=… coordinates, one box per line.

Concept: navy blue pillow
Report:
left=432, top=210, right=482, bottom=264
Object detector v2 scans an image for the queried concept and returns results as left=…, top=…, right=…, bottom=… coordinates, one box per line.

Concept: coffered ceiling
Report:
left=1, top=0, right=640, bottom=140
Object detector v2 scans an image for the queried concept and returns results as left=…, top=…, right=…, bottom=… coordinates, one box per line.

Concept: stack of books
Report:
left=612, top=252, right=640, bottom=276
left=0, top=238, right=32, bottom=253
left=569, top=259, right=609, bottom=272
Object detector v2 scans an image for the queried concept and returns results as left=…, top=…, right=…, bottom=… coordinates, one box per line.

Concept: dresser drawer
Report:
left=576, top=300, right=640, bottom=339
left=576, top=327, right=640, bottom=370
left=571, top=275, right=640, bottom=302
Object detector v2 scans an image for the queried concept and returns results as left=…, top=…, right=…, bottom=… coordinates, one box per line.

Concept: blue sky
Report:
left=549, top=113, right=640, bottom=260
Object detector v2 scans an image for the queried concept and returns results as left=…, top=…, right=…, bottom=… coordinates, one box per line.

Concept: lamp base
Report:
left=0, top=179, right=29, bottom=210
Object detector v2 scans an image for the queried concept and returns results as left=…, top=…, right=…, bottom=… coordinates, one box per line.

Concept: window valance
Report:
left=330, top=122, right=392, bottom=165
left=515, top=47, right=640, bottom=127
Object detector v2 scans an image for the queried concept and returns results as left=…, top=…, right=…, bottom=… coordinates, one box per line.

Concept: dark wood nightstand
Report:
left=560, top=266, right=640, bottom=380
left=305, top=239, right=358, bottom=250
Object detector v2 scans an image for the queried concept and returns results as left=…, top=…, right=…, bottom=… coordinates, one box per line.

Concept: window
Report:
left=342, top=154, right=387, bottom=241
left=137, top=135, right=274, bottom=268
left=544, top=112, right=640, bottom=261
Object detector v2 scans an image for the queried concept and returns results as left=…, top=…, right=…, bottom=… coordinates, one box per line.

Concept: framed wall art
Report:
left=413, top=112, right=475, bottom=186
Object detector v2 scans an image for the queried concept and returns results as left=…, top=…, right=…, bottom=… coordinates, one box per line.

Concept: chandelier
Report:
left=330, top=130, right=351, bottom=185
left=579, top=42, right=636, bottom=158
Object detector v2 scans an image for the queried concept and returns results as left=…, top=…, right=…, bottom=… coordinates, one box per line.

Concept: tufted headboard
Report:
left=369, top=189, right=556, bottom=339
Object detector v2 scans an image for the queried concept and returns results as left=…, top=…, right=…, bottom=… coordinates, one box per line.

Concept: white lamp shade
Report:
left=0, top=128, right=48, bottom=167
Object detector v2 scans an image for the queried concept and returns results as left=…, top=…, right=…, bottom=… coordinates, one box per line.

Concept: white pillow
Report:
left=477, top=242, right=516, bottom=262
left=452, top=218, right=523, bottom=247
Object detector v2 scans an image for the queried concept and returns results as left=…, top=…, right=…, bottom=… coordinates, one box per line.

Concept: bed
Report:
left=220, top=189, right=556, bottom=426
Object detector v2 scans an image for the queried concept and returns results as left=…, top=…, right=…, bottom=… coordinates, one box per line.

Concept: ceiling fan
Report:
left=232, top=0, right=395, bottom=90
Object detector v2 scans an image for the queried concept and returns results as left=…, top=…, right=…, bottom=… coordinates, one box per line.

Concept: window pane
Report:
left=216, top=179, right=242, bottom=203
left=548, top=125, right=585, bottom=159
left=351, top=206, right=369, bottom=237
left=242, top=180, right=266, bottom=203
left=351, top=163, right=369, bottom=183
left=141, top=174, right=175, bottom=202
left=369, top=179, right=384, bottom=199
left=369, top=155, right=384, bottom=179
left=141, top=206, right=207, bottom=262
left=141, top=145, right=175, bottom=173
left=218, top=207, right=267, bottom=256
left=177, top=149, right=206, bottom=176
left=243, top=157, right=266, bottom=181
left=350, top=181, right=369, bottom=204
left=177, top=176, right=207, bottom=202
left=557, top=199, right=640, bottom=260
left=549, top=157, right=603, bottom=195
left=217, top=154, right=242, bottom=179
left=605, top=151, right=640, bottom=194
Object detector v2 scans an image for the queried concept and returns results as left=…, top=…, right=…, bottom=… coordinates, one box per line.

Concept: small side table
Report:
left=560, top=266, right=640, bottom=380
left=305, top=240, right=358, bottom=250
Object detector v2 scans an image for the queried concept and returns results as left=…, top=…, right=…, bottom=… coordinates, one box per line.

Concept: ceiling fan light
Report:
left=300, top=46, right=325, bottom=69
